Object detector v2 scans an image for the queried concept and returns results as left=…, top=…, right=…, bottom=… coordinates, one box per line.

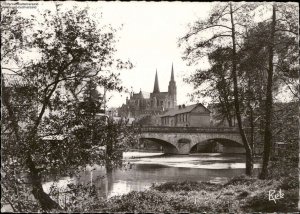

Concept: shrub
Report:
left=237, top=190, right=250, bottom=199
left=243, top=189, right=298, bottom=212
left=224, top=175, right=257, bottom=187
left=54, top=176, right=298, bottom=212
left=104, top=190, right=174, bottom=212
left=279, top=175, right=299, bottom=190
left=151, top=180, right=222, bottom=192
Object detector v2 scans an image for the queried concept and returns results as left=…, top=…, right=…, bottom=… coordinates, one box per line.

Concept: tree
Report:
left=237, top=20, right=272, bottom=155
left=258, top=3, right=299, bottom=179
left=184, top=47, right=235, bottom=127
left=1, top=4, right=133, bottom=211
left=78, top=79, right=104, bottom=116
left=180, top=2, right=256, bottom=175
left=257, top=3, right=276, bottom=180
left=101, top=117, right=137, bottom=173
left=237, top=2, right=298, bottom=165
left=180, top=2, right=298, bottom=177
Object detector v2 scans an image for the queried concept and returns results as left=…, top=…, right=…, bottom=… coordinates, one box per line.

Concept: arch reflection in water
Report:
left=190, top=138, right=245, bottom=154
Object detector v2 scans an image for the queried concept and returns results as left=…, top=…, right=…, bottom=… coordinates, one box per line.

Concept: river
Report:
left=43, top=152, right=261, bottom=199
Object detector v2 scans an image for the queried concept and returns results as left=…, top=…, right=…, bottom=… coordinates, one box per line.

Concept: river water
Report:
left=43, top=152, right=261, bottom=199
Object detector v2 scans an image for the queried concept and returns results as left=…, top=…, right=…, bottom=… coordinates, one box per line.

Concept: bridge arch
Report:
left=190, top=138, right=245, bottom=154
left=139, top=126, right=244, bottom=154
left=140, top=137, right=179, bottom=154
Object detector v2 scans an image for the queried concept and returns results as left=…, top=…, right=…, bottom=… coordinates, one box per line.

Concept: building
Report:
left=118, top=64, right=177, bottom=118
left=160, top=103, right=211, bottom=127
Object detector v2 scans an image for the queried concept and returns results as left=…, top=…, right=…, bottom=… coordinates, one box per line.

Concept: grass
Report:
left=95, top=175, right=298, bottom=213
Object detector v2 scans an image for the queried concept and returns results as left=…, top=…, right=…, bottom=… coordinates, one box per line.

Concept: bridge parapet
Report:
left=140, top=126, right=240, bottom=133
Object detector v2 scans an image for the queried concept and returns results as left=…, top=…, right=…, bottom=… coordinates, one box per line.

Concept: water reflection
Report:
left=44, top=152, right=261, bottom=198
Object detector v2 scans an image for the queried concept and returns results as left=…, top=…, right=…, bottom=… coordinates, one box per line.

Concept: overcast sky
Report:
left=94, top=2, right=213, bottom=108
left=90, top=2, right=295, bottom=107
left=6, top=1, right=294, bottom=108
left=4, top=1, right=213, bottom=108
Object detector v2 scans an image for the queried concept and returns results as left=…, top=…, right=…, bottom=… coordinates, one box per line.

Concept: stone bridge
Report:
left=139, top=126, right=245, bottom=154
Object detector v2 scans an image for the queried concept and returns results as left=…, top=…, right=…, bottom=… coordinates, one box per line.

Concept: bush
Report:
left=151, top=180, right=222, bottom=192
left=243, top=189, right=298, bottom=212
left=104, top=190, right=174, bottom=212
left=237, top=190, right=250, bottom=199
left=279, top=175, right=298, bottom=190
left=49, top=176, right=298, bottom=212
left=224, top=175, right=257, bottom=187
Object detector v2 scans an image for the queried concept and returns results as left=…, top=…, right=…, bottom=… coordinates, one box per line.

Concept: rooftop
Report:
left=132, top=91, right=151, bottom=99
left=160, top=103, right=210, bottom=117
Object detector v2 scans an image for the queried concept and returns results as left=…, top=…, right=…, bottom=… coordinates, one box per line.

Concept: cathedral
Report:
left=118, top=64, right=177, bottom=118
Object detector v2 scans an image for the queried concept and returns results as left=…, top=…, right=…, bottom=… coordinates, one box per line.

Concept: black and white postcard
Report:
left=1, top=1, right=299, bottom=213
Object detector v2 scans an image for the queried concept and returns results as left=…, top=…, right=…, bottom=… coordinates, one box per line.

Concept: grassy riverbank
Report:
left=97, top=175, right=298, bottom=213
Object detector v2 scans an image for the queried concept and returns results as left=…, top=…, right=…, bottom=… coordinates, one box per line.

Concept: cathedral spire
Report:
left=153, top=69, right=160, bottom=93
left=171, top=63, right=174, bottom=81
left=168, top=64, right=177, bottom=105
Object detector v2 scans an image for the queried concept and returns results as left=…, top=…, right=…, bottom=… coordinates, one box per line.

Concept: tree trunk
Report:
left=247, top=78, right=255, bottom=155
left=259, top=4, right=276, bottom=179
left=2, top=78, right=61, bottom=211
left=106, top=135, right=113, bottom=173
left=26, top=155, right=62, bottom=211
left=229, top=3, right=253, bottom=175
left=249, top=106, right=255, bottom=155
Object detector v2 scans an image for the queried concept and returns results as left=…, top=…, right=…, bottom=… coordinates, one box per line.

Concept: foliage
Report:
left=180, top=2, right=299, bottom=177
left=103, top=191, right=174, bottom=212
left=1, top=163, right=41, bottom=212
left=100, top=117, right=138, bottom=171
left=152, top=180, right=222, bottom=192
left=223, top=175, right=257, bottom=186
left=96, top=177, right=297, bottom=212
left=184, top=47, right=235, bottom=127
left=243, top=188, right=298, bottom=212
left=3, top=173, right=296, bottom=212
left=266, top=102, right=299, bottom=180
left=180, top=2, right=259, bottom=176
left=46, top=183, right=107, bottom=212
left=135, top=115, right=157, bottom=126
left=279, top=175, right=298, bottom=190
left=1, top=4, right=133, bottom=211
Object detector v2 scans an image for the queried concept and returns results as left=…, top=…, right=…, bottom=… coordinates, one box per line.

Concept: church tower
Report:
left=153, top=69, right=160, bottom=93
left=168, top=63, right=177, bottom=108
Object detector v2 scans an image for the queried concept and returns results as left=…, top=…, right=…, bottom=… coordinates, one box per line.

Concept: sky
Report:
left=91, top=2, right=296, bottom=107
left=4, top=1, right=295, bottom=108
left=3, top=1, right=213, bottom=108
left=93, top=2, right=213, bottom=108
